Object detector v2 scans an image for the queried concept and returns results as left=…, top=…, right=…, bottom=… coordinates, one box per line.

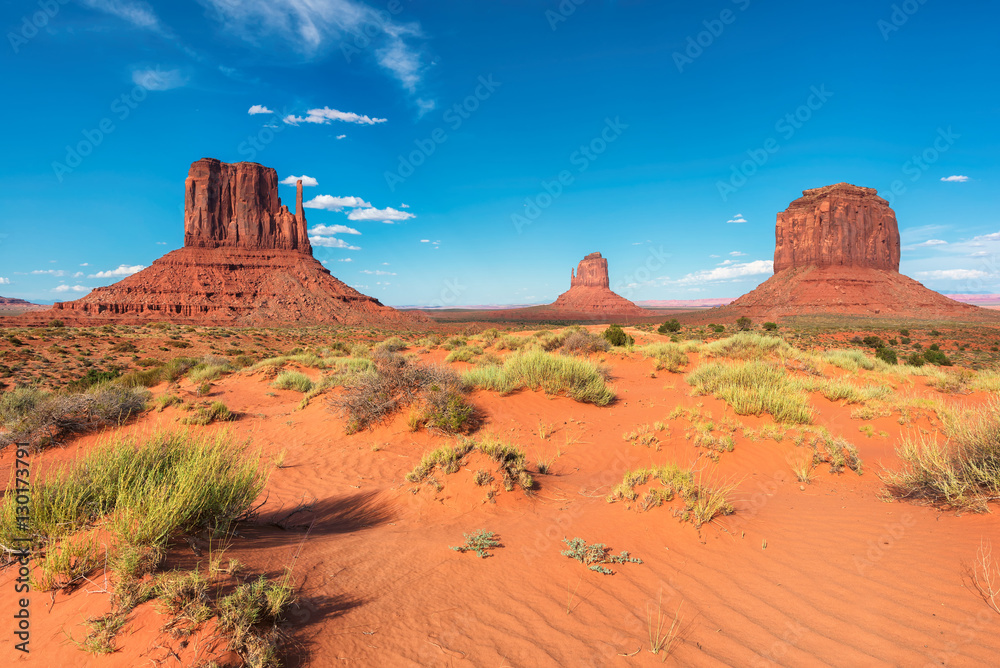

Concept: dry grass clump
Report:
left=823, top=349, right=877, bottom=372
left=702, top=332, right=795, bottom=360
left=272, top=371, right=314, bottom=393
left=639, top=342, right=688, bottom=373
left=331, top=350, right=475, bottom=434
left=463, top=349, right=615, bottom=406
left=560, top=328, right=611, bottom=355
left=882, top=401, right=1000, bottom=511
left=0, top=383, right=149, bottom=450
left=686, top=360, right=813, bottom=424
left=406, top=435, right=533, bottom=492
left=607, top=464, right=735, bottom=527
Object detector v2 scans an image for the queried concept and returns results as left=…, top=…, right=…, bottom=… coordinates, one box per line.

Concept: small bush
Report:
left=658, top=319, right=681, bottom=334
left=183, top=401, right=235, bottom=426
left=763, top=322, right=778, bottom=331
left=686, top=361, right=812, bottom=424
left=463, top=349, right=614, bottom=406
left=560, top=330, right=610, bottom=355
left=735, top=316, right=752, bottom=331
left=49, top=319, right=65, bottom=328
left=272, top=371, right=314, bottom=393
left=875, top=347, right=898, bottom=365
left=862, top=336, right=884, bottom=349
left=560, top=537, right=642, bottom=575
left=602, top=324, right=634, bottom=347
left=450, top=530, right=501, bottom=558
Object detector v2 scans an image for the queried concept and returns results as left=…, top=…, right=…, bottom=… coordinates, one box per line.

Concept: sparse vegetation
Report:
left=463, top=349, right=615, bottom=406
left=686, top=360, right=813, bottom=424
left=450, top=530, right=502, bottom=558
left=560, top=537, right=642, bottom=575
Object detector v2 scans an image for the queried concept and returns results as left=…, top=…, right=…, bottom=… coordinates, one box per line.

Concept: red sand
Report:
left=2, top=335, right=999, bottom=666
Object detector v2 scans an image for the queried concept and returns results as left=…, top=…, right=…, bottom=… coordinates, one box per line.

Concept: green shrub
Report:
left=67, top=368, right=121, bottom=391
left=602, top=324, right=634, bottom=347
left=183, top=401, right=235, bottom=426
left=560, top=330, right=610, bottom=355
left=658, top=319, right=681, bottom=334
left=862, top=336, right=884, bottom=349
left=923, top=349, right=953, bottom=366
left=735, top=316, right=752, bottom=331
left=560, top=537, right=642, bottom=575
left=875, top=347, right=898, bottom=365
left=763, top=322, right=778, bottom=331
left=450, top=530, right=501, bottom=558
left=48, top=319, right=65, bottom=328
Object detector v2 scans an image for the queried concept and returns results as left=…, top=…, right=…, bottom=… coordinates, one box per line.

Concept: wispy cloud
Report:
left=281, top=175, right=318, bottom=187
left=917, top=239, right=948, bottom=246
left=347, top=207, right=414, bottom=223
left=360, top=269, right=396, bottom=276
left=90, top=264, right=146, bottom=278
left=309, top=224, right=361, bottom=236
left=729, top=251, right=746, bottom=257
left=726, top=213, right=748, bottom=224
left=677, top=260, right=773, bottom=285
left=248, top=104, right=273, bottom=114
left=309, top=236, right=361, bottom=250
left=917, top=269, right=990, bottom=280
left=336, top=134, right=346, bottom=139
left=0, top=277, right=9, bottom=285
left=132, top=68, right=188, bottom=91
left=53, top=284, right=92, bottom=293
left=284, top=107, right=387, bottom=126
left=195, top=0, right=430, bottom=96
left=940, top=175, right=969, bottom=183
left=32, top=269, right=66, bottom=277
left=304, top=195, right=371, bottom=211
left=80, top=0, right=163, bottom=32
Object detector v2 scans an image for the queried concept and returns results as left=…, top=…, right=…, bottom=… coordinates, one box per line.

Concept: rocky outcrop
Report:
left=571, top=252, right=610, bottom=288
left=9, top=158, right=425, bottom=327
left=711, top=183, right=989, bottom=322
left=773, top=183, right=899, bottom=272
left=184, top=158, right=310, bottom=252
left=551, top=252, right=646, bottom=317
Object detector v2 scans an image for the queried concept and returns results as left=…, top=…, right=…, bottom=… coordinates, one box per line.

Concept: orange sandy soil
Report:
left=3, top=328, right=1000, bottom=667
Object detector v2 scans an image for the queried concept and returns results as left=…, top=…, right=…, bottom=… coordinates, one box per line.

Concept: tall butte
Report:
left=721, top=183, right=985, bottom=319
left=549, top=252, right=647, bottom=317
left=16, top=158, right=425, bottom=326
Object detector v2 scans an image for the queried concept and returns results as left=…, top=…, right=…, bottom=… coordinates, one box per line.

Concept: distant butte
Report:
left=8, top=158, right=426, bottom=327
left=550, top=252, right=647, bottom=316
left=715, top=183, right=989, bottom=321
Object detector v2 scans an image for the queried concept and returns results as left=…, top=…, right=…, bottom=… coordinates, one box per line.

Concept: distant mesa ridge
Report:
left=8, top=158, right=424, bottom=326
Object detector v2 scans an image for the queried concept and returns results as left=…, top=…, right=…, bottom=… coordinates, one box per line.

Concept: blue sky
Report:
left=1, top=0, right=998, bottom=306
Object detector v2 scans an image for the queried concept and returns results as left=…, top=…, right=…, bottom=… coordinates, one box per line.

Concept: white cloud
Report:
left=347, top=206, right=415, bottom=223
left=248, top=104, right=273, bottom=114
left=309, top=224, right=361, bottom=236
left=0, top=277, right=9, bottom=284
left=73, top=272, right=84, bottom=278
left=284, top=107, right=387, bottom=126
left=196, top=0, right=429, bottom=95
left=726, top=214, right=748, bottom=224
left=360, top=270, right=396, bottom=276
left=80, top=0, right=162, bottom=32
left=280, top=174, right=318, bottom=187
left=677, top=260, right=774, bottom=285
left=339, top=258, right=353, bottom=262
left=729, top=251, right=746, bottom=257
left=400, top=203, right=410, bottom=209
left=420, top=239, right=430, bottom=243
left=709, top=254, right=720, bottom=258
left=132, top=68, right=188, bottom=91
left=156, top=241, right=167, bottom=245
left=80, top=263, right=89, bottom=266
left=336, top=134, right=346, bottom=139
left=304, top=195, right=372, bottom=211
left=53, top=284, right=92, bottom=293
left=916, top=239, right=948, bottom=247
left=309, top=236, right=361, bottom=250
left=917, top=269, right=990, bottom=280
left=940, top=175, right=969, bottom=183
left=89, top=264, right=146, bottom=278
left=32, top=269, right=66, bottom=277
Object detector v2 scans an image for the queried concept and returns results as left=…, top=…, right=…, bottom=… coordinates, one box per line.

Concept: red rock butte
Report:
left=549, top=252, right=647, bottom=317
left=718, top=183, right=988, bottom=321
left=9, top=158, right=425, bottom=327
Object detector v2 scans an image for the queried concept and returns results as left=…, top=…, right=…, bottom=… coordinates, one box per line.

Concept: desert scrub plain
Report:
left=1, top=319, right=999, bottom=666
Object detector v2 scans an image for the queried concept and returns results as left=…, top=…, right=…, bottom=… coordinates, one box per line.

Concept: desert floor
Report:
left=1, top=320, right=999, bottom=667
